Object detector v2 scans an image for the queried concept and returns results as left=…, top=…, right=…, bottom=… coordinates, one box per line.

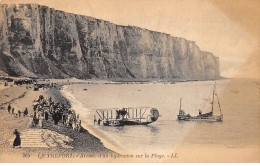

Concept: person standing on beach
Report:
left=11, top=107, right=14, bottom=114
left=50, top=104, right=54, bottom=114
left=7, top=104, right=11, bottom=114
left=62, top=113, right=67, bottom=124
left=72, top=120, right=76, bottom=131
left=98, top=118, right=101, bottom=125
left=33, top=104, right=37, bottom=111
left=76, top=114, right=80, bottom=122
left=53, top=110, right=60, bottom=125
left=44, top=111, right=49, bottom=121
left=18, top=110, right=21, bottom=117
left=77, top=120, right=81, bottom=133
left=93, top=115, right=97, bottom=124
left=23, top=108, right=28, bottom=117
left=48, top=97, right=53, bottom=106
left=33, top=111, right=38, bottom=125
left=67, top=114, right=72, bottom=127
left=13, top=129, right=21, bottom=148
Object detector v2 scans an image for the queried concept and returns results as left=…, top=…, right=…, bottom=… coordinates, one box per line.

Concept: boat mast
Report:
left=179, top=98, right=182, bottom=111
left=211, top=84, right=216, bottom=114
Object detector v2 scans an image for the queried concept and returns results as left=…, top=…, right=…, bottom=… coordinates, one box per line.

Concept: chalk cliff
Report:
left=0, top=4, right=220, bottom=80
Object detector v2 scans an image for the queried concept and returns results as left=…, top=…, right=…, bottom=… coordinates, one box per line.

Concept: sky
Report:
left=1, top=0, right=259, bottom=78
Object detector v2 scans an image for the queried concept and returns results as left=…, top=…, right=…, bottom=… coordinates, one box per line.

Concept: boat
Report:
left=177, top=83, right=223, bottom=122
left=95, top=107, right=159, bottom=126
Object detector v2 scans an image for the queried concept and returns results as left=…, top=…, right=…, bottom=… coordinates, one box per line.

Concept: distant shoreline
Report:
left=1, top=75, right=229, bottom=83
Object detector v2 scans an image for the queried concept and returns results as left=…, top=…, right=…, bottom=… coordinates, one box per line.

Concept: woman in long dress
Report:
left=13, top=129, right=21, bottom=148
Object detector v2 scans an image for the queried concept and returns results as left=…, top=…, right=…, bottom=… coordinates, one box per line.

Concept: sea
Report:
left=61, top=79, right=260, bottom=154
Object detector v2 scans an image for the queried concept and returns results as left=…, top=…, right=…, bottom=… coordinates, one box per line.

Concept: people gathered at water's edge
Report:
left=5, top=94, right=82, bottom=148
left=31, top=95, right=82, bottom=132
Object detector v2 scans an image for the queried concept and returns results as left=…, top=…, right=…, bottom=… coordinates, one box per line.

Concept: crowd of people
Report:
left=3, top=78, right=81, bottom=148
left=1, top=77, right=59, bottom=91
left=6, top=94, right=82, bottom=148
left=33, top=82, right=58, bottom=90
left=31, top=95, right=82, bottom=132
left=14, top=79, right=33, bottom=86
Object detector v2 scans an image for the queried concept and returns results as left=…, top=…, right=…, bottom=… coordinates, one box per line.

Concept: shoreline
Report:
left=60, top=85, right=125, bottom=154
left=43, top=83, right=118, bottom=154
left=0, top=80, right=115, bottom=161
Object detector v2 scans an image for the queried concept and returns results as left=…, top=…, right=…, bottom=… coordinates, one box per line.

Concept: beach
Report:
left=0, top=79, right=114, bottom=162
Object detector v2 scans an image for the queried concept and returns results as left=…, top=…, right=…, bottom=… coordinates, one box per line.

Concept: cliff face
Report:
left=0, top=4, right=220, bottom=80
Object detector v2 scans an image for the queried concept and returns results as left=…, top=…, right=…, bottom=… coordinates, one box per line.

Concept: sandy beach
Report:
left=0, top=79, right=114, bottom=162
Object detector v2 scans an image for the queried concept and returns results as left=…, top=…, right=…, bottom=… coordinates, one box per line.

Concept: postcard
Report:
left=0, top=0, right=259, bottom=163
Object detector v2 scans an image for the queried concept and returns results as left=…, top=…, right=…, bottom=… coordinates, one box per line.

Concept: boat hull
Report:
left=179, top=115, right=223, bottom=122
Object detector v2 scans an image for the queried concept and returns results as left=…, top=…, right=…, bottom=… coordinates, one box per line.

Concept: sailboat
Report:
left=177, top=83, right=223, bottom=122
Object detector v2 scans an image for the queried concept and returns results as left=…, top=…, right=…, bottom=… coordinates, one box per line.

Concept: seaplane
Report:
left=95, top=107, right=159, bottom=126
